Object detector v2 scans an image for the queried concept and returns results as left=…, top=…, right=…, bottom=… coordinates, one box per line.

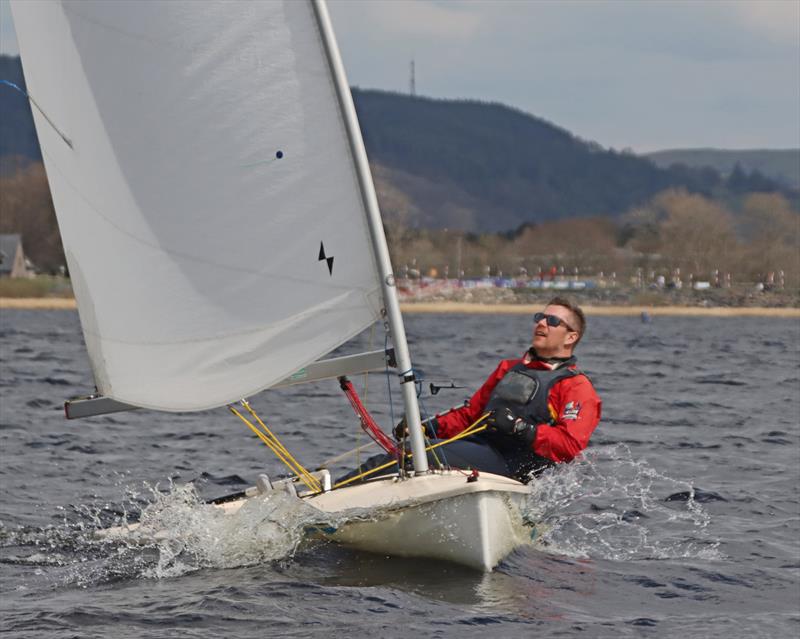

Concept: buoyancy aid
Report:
left=483, top=359, right=583, bottom=478
left=484, top=359, right=581, bottom=426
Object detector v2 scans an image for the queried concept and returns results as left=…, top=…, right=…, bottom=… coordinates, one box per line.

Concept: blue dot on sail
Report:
left=276, top=150, right=284, bottom=159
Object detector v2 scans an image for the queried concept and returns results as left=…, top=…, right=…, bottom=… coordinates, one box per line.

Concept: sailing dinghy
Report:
left=12, top=0, right=531, bottom=571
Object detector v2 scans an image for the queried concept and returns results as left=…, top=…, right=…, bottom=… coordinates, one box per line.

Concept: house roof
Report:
left=0, top=234, right=23, bottom=273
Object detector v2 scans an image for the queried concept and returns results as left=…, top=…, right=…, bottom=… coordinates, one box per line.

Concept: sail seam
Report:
left=40, top=145, right=371, bottom=289
left=77, top=298, right=377, bottom=347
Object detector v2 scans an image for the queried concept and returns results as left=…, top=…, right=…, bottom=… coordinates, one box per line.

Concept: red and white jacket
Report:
left=435, top=354, right=602, bottom=463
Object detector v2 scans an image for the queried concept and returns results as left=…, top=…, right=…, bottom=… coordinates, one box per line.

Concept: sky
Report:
left=1, top=0, right=798, bottom=153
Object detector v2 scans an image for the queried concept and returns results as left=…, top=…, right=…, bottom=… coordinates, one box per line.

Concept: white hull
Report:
left=223, top=470, right=532, bottom=571
left=102, top=471, right=532, bottom=572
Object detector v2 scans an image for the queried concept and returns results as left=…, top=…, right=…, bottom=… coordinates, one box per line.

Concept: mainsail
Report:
left=12, top=0, right=385, bottom=411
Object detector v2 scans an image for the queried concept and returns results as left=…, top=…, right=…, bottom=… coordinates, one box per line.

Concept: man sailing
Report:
left=342, top=297, right=601, bottom=484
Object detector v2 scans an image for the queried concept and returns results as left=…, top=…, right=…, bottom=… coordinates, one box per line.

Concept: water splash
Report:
left=115, top=483, right=330, bottom=579
left=524, top=444, right=722, bottom=561
left=0, top=481, right=334, bottom=587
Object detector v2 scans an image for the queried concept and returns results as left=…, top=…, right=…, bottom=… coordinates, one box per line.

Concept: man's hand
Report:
left=486, top=407, right=519, bottom=434
left=393, top=416, right=437, bottom=440
left=486, top=408, right=537, bottom=447
left=393, top=416, right=409, bottom=440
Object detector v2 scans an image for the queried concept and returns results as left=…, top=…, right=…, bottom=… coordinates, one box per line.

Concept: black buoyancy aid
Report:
left=485, top=359, right=581, bottom=427
left=482, top=359, right=583, bottom=480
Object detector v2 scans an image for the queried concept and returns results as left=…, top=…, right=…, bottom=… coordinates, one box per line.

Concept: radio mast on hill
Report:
left=409, top=59, right=416, bottom=96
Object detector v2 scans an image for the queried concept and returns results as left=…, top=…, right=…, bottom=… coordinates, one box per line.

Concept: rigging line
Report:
left=333, top=414, right=491, bottom=489
left=406, top=366, right=446, bottom=470
left=384, top=332, right=396, bottom=429
left=0, top=80, right=73, bottom=149
left=340, top=378, right=398, bottom=457
left=363, top=323, right=375, bottom=399
left=229, top=403, right=321, bottom=493
left=410, top=369, right=445, bottom=468
left=229, top=404, right=312, bottom=490
left=241, top=400, right=322, bottom=492
left=229, top=404, right=316, bottom=492
left=384, top=331, right=403, bottom=473
left=356, top=322, right=377, bottom=470
left=315, top=441, right=378, bottom=470
left=417, top=393, right=447, bottom=470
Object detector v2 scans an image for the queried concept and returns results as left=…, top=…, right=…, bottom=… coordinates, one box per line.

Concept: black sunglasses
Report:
left=533, top=312, right=576, bottom=332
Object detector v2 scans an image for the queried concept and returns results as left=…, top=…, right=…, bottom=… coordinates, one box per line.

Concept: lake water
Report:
left=1, top=309, right=798, bottom=638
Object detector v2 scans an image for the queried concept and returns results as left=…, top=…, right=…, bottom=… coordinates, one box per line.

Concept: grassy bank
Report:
left=0, top=276, right=73, bottom=299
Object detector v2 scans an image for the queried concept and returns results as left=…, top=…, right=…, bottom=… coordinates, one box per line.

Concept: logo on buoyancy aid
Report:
left=562, top=401, right=581, bottom=421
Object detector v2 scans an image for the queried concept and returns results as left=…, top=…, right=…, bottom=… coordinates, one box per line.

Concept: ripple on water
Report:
left=524, top=444, right=722, bottom=562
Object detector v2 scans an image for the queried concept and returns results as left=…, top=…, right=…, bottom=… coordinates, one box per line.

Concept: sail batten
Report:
left=12, top=0, right=383, bottom=411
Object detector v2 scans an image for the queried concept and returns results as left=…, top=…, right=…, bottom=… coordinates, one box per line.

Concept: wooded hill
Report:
left=646, top=148, right=800, bottom=190
left=352, top=89, right=797, bottom=232
left=2, top=54, right=796, bottom=234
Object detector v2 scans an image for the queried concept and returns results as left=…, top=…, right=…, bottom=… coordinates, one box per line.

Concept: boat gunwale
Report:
left=300, top=470, right=531, bottom=515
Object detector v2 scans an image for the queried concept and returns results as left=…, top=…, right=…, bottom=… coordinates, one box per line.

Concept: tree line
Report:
left=386, top=189, right=799, bottom=289
left=1, top=161, right=797, bottom=290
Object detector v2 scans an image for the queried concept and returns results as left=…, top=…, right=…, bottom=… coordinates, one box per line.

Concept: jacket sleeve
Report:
left=434, top=359, right=517, bottom=440
left=532, top=375, right=601, bottom=463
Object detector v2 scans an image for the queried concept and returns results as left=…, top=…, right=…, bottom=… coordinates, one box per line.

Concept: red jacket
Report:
left=435, top=355, right=601, bottom=463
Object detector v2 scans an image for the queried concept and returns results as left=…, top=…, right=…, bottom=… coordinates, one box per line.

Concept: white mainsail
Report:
left=12, top=0, right=385, bottom=411
left=12, top=2, right=530, bottom=573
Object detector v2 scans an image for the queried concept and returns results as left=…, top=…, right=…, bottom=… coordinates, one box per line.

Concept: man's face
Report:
left=531, top=304, right=579, bottom=357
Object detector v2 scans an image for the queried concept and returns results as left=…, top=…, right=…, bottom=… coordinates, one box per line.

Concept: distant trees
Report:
left=0, top=155, right=796, bottom=289
left=612, top=190, right=798, bottom=287
left=632, top=189, right=738, bottom=276
left=386, top=188, right=799, bottom=289
left=739, top=193, right=800, bottom=286
left=0, top=162, right=64, bottom=273
left=509, top=218, right=621, bottom=276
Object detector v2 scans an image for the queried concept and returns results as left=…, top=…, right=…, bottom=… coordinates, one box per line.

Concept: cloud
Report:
left=3, top=0, right=798, bottom=150
left=335, top=0, right=482, bottom=40
left=0, top=0, right=19, bottom=55
left=729, top=0, right=800, bottom=45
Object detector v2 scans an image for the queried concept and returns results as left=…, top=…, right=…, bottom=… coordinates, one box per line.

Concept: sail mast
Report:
left=311, top=0, right=429, bottom=474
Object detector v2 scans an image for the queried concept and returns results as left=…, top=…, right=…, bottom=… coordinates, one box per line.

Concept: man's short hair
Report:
left=547, top=296, right=586, bottom=347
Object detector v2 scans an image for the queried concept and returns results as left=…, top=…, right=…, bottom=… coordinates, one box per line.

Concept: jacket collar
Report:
left=524, top=348, right=576, bottom=369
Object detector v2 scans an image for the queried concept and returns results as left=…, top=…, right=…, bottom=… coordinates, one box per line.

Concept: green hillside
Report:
left=646, top=148, right=800, bottom=189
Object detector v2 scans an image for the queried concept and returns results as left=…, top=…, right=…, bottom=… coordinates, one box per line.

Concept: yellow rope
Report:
left=333, top=412, right=491, bottom=489
left=240, top=401, right=317, bottom=486
left=229, top=402, right=321, bottom=494
left=229, top=405, right=319, bottom=493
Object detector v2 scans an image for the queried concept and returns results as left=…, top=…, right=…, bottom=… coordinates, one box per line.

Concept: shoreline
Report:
left=1, top=297, right=798, bottom=317
left=400, top=302, right=800, bottom=317
left=0, top=297, right=77, bottom=310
